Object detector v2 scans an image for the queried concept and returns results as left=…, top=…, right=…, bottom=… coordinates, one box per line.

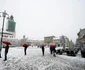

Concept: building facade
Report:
left=53, top=37, right=60, bottom=46
left=76, top=28, right=85, bottom=46
left=0, top=15, right=17, bottom=46
left=44, top=36, right=55, bottom=45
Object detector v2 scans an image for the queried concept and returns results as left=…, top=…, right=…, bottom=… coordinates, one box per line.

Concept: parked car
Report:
left=55, top=47, right=66, bottom=55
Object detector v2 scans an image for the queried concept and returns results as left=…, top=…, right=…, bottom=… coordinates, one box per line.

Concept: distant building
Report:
left=44, top=36, right=55, bottom=45
left=53, top=37, right=60, bottom=47
left=20, top=35, right=28, bottom=45
left=27, top=40, right=44, bottom=46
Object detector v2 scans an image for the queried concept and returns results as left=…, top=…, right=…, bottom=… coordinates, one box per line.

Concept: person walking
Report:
left=41, top=44, right=45, bottom=56
left=52, top=45, right=56, bottom=57
left=0, top=43, right=2, bottom=58
left=50, top=44, right=56, bottom=57
left=0, top=48, right=2, bottom=58
left=50, top=45, right=53, bottom=54
left=23, top=44, right=28, bottom=55
left=4, top=44, right=9, bottom=61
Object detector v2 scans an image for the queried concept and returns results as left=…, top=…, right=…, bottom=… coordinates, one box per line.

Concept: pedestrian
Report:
left=23, top=44, right=28, bottom=55
left=50, top=45, right=53, bottom=54
left=41, top=44, right=45, bottom=56
left=0, top=43, right=2, bottom=58
left=50, top=44, right=56, bottom=57
left=4, top=44, right=9, bottom=61
left=52, top=45, right=56, bottom=57
left=0, top=48, right=2, bottom=58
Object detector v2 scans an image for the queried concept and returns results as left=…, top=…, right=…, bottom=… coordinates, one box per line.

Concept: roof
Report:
left=53, top=37, right=60, bottom=40
left=0, top=32, right=13, bottom=35
left=44, top=35, right=55, bottom=38
left=79, top=34, right=85, bottom=39
left=77, top=28, right=85, bottom=36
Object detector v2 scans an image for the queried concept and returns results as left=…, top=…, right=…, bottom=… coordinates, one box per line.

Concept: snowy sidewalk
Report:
left=0, top=47, right=85, bottom=70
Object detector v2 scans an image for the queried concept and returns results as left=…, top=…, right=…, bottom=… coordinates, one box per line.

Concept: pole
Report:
left=0, top=11, right=6, bottom=58
left=1, top=17, right=5, bottom=45
left=0, top=16, right=5, bottom=58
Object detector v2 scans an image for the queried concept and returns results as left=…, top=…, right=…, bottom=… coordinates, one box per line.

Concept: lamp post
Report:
left=0, top=10, right=9, bottom=58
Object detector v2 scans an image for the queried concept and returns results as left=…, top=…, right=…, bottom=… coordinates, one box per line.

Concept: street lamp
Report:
left=0, top=10, right=9, bottom=58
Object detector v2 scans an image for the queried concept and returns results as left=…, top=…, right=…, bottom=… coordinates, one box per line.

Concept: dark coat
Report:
left=5, top=45, right=9, bottom=52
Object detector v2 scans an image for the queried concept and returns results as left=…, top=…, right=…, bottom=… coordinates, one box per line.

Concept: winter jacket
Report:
left=50, top=45, right=56, bottom=48
left=5, top=45, right=9, bottom=52
left=41, top=45, right=45, bottom=48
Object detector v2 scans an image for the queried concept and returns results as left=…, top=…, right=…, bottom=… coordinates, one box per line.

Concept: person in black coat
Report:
left=52, top=45, right=56, bottom=57
left=50, top=44, right=56, bottom=57
left=41, top=44, right=45, bottom=56
left=0, top=44, right=2, bottom=58
left=24, top=46, right=28, bottom=55
left=50, top=45, right=53, bottom=54
left=4, top=44, right=9, bottom=61
left=23, top=44, right=29, bottom=55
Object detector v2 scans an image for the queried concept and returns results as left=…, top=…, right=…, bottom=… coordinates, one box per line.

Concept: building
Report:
left=0, top=31, right=15, bottom=39
left=77, top=28, right=85, bottom=43
left=44, top=36, right=55, bottom=45
left=53, top=37, right=60, bottom=46
left=0, top=15, right=17, bottom=46
left=20, top=35, right=28, bottom=45
left=76, top=28, right=85, bottom=47
left=76, top=28, right=85, bottom=57
left=6, top=15, right=16, bottom=32
left=27, top=40, right=44, bottom=46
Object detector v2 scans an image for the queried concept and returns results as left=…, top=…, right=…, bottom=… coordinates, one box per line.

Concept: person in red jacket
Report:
left=50, top=44, right=56, bottom=57
left=4, top=44, right=9, bottom=61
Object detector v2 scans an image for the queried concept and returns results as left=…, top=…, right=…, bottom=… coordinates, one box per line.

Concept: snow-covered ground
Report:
left=0, top=46, right=85, bottom=70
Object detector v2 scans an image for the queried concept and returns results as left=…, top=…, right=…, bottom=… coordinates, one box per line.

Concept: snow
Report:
left=0, top=46, right=85, bottom=70
left=55, top=46, right=69, bottom=50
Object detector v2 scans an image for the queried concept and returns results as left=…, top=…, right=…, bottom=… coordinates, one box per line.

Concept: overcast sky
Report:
left=0, top=0, right=85, bottom=42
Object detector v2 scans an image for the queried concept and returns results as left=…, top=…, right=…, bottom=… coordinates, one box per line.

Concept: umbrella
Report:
left=2, top=41, right=11, bottom=45
left=23, top=44, right=28, bottom=48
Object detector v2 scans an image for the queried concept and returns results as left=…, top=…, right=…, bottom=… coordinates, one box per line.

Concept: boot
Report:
left=4, top=56, right=7, bottom=61
left=0, top=54, right=1, bottom=58
left=4, top=59, right=7, bottom=61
